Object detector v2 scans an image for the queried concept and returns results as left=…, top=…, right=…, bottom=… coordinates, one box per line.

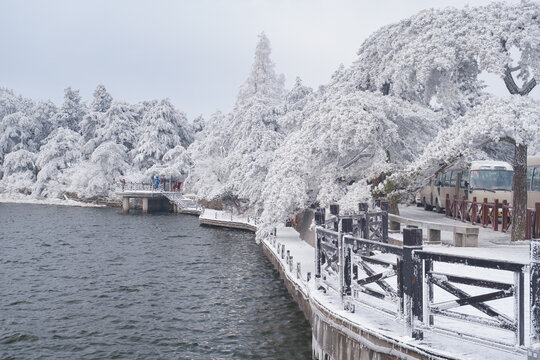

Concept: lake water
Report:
left=0, top=203, right=311, bottom=359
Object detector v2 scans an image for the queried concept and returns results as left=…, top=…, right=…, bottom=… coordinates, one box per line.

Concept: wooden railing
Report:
left=445, top=194, right=540, bottom=239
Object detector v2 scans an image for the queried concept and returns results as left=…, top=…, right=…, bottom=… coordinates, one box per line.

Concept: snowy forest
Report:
left=1, top=2, right=540, bottom=236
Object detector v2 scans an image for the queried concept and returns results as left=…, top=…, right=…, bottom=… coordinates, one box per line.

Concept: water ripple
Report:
left=0, top=203, right=311, bottom=359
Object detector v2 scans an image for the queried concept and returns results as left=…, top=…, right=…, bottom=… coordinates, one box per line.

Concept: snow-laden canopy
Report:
left=352, top=1, right=540, bottom=113
left=259, top=81, right=442, bottom=229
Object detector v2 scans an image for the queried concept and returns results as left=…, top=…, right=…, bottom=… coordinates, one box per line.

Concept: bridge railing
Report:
left=118, top=182, right=186, bottom=193
left=314, top=203, right=540, bottom=351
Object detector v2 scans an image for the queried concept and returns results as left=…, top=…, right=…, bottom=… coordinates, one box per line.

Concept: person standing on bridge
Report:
left=155, top=177, right=160, bottom=190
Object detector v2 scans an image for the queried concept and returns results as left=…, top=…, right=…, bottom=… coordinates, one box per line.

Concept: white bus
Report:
left=527, top=155, right=540, bottom=208
left=419, top=161, right=513, bottom=212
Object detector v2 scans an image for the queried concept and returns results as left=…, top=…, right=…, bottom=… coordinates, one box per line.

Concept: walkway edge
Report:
left=261, top=238, right=459, bottom=360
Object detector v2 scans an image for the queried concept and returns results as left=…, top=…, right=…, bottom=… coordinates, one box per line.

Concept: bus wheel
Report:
left=423, top=198, right=433, bottom=211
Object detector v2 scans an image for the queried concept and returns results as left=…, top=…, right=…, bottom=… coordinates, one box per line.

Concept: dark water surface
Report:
left=0, top=203, right=311, bottom=359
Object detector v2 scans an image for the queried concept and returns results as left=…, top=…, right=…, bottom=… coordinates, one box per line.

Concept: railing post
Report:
left=358, top=203, right=368, bottom=239
left=315, top=209, right=324, bottom=225
left=502, top=200, right=509, bottom=232
left=289, top=256, right=293, bottom=272
left=493, top=198, right=499, bottom=232
left=403, top=228, right=423, bottom=340
left=330, top=204, right=339, bottom=231
left=530, top=238, right=540, bottom=347
left=396, top=257, right=404, bottom=316
left=526, top=209, right=533, bottom=240
left=453, top=195, right=457, bottom=219
left=461, top=196, right=467, bottom=222
left=363, top=213, right=370, bottom=240
left=482, top=198, right=489, bottom=227
left=515, top=269, right=525, bottom=346
left=423, top=259, right=434, bottom=326
left=337, top=215, right=344, bottom=301
left=381, top=201, right=389, bottom=243
left=341, top=218, right=353, bottom=298
left=535, top=203, right=540, bottom=238
left=471, top=196, right=478, bottom=225
left=315, top=230, right=321, bottom=280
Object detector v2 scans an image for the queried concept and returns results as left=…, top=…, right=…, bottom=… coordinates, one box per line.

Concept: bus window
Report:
left=448, top=171, right=457, bottom=187
left=532, top=167, right=540, bottom=192
left=435, top=173, right=441, bottom=186
left=470, top=169, right=513, bottom=191
left=527, top=167, right=534, bottom=191
left=441, top=172, right=448, bottom=187
left=460, top=170, right=469, bottom=188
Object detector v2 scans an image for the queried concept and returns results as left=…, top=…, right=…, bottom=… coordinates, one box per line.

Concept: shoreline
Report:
left=0, top=195, right=111, bottom=208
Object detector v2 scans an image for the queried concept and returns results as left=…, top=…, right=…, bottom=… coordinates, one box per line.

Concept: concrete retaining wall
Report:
left=199, top=218, right=257, bottom=232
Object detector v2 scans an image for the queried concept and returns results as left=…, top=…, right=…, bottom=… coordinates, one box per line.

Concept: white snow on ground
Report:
left=0, top=194, right=105, bottom=208
left=264, top=226, right=528, bottom=360
left=397, top=204, right=522, bottom=247
left=199, top=209, right=258, bottom=227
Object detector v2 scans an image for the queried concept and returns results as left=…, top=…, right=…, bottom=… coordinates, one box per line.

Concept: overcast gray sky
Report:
left=0, top=0, right=527, bottom=120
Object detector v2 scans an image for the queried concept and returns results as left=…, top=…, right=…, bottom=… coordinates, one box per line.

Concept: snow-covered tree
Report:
left=0, top=149, right=37, bottom=195
left=235, top=32, right=285, bottom=109
left=260, top=87, right=441, bottom=231
left=30, top=100, right=57, bottom=143
left=278, top=77, right=315, bottom=133
left=95, top=102, right=138, bottom=150
left=185, top=111, right=229, bottom=199
left=131, top=99, right=193, bottom=169
left=33, top=128, right=83, bottom=198
left=353, top=1, right=540, bottom=240
left=192, top=114, right=205, bottom=137
left=67, top=141, right=129, bottom=198
left=0, top=88, right=34, bottom=122
left=149, top=144, right=189, bottom=180
left=55, top=87, right=86, bottom=132
left=351, top=2, right=539, bottom=113
left=91, top=84, right=113, bottom=113
left=193, top=33, right=285, bottom=210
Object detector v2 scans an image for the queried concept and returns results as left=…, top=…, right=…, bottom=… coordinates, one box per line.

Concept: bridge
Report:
left=116, top=182, right=201, bottom=214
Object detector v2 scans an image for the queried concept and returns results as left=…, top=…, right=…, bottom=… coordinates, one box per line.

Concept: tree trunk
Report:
left=511, top=143, right=527, bottom=242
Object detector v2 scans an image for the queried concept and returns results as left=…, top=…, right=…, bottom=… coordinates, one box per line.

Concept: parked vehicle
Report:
left=418, top=161, right=513, bottom=213
left=527, top=155, right=540, bottom=208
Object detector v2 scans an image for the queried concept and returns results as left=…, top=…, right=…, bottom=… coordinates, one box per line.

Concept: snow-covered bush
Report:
left=0, top=149, right=37, bottom=194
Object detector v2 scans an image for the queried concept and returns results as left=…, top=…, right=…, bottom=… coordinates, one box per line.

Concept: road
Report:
left=396, top=204, right=529, bottom=263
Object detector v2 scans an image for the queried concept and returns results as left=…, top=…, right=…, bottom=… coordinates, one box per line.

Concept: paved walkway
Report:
left=396, top=204, right=529, bottom=263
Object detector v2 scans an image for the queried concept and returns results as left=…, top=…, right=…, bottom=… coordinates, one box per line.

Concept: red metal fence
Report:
left=445, top=194, right=540, bottom=239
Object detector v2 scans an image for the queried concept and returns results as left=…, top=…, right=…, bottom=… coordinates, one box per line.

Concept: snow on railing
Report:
left=118, top=182, right=185, bottom=193
left=313, top=202, right=539, bottom=352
